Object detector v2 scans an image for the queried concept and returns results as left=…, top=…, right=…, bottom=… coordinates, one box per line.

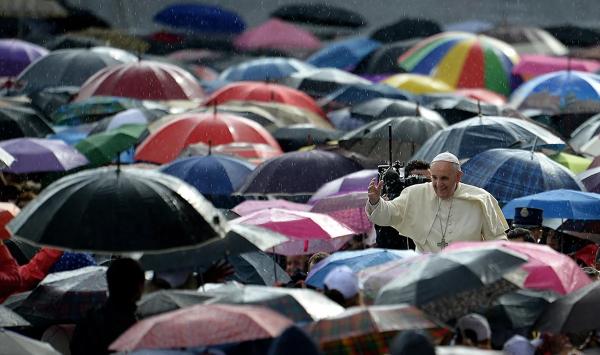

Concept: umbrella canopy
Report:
left=153, top=3, right=245, bottom=34
left=307, top=37, right=381, bottom=70
left=549, top=152, right=591, bottom=174
left=0, top=305, right=30, bottom=327
left=412, top=116, right=566, bottom=162
left=110, top=304, right=293, bottom=351
left=283, top=68, right=371, bottom=99
left=426, top=96, right=503, bottom=125
left=569, top=113, right=600, bottom=152
left=0, top=202, right=19, bottom=239
left=578, top=136, right=600, bottom=158
left=7, top=167, right=228, bottom=253
left=234, top=19, right=321, bottom=54
left=482, top=26, right=568, bottom=56
left=309, top=169, right=378, bottom=201
left=137, top=290, right=214, bottom=319
left=446, top=241, right=591, bottom=296
left=0, top=0, right=67, bottom=18
left=225, top=100, right=331, bottom=128
left=51, top=96, right=145, bottom=126
left=237, top=150, right=364, bottom=195
left=578, top=167, right=600, bottom=193
left=502, top=189, right=600, bottom=220
left=0, top=329, right=60, bottom=355
left=219, top=57, right=315, bottom=82
left=204, top=81, right=324, bottom=117
left=371, top=18, right=441, bottom=43
left=309, top=192, right=373, bottom=234
left=400, top=32, right=520, bottom=96
left=229, top=250, right=291, bottom=286
left=509, top=70, right=600, bottom=115
left=135, top=112, right=281, bottom=164
left=353, top=39, right=417, bottom=77
left=339, top=116, right=446, bottom=161
left=0, top=105, right=54, bottom=140
left=271, top=3, right=366, bottom=28
left=318, top=83, right=412, bottom=109
left=454, top=88, right=508, bottom=106
left=161, top=155, right=255, bottom=195
left=512, top=55, right=600, bottom=82
left=0, top=138, right=88, bottom=174
left=273, top=124, right=342, bottom=152
left=16, top=48, right=126, bottom=94
left=535, top=281, right=600, bottom=334
left=15, top=266, right=107, bottom=325
left=181, top=141, right=282, bottom=165
left=232, top=199, right=310, bottom=216
left=89, top=108, right=165, bottom=134
left=462, top=149, right=582, bottom=203
left=75, top=124, right=147, bottom=166
left=232, top=208, right=355, bottom=255
left=349, top=98, right=447, bottom=128
left=486, top=290, right=555, bottom=332
left=0, top=39, right=47, bottom=77
left=306, top=249, right=417, bottom=289
left=76, top=60, right=205, bottom=101
left=382, top=73, right=454, bottom=95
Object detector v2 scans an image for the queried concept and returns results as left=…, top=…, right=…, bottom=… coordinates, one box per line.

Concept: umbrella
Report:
left=0, top=202, right=19, bottom=239
left=0, top=305, right=30, bottom=327
left=71, top=27, right=150, bottom=54
left=75, top=60, right=205, bottom=101
left=0, top=0, right=66, bottom=18
left=412, top=116, right=566, bottom=162
left=309, top=169, right=378, bottom=201
left=237, top=150, right=364, bottom=196
left=89, top=108, right=165, bottom=134
left=375, top=248, right=527, bottom=322
left=306, top=249, right=417, bottom=289
left=426, top=97, right=503, bottom=125
left=232, top=199, right=310, bottom=216
left=219, top=57, right=315, bottom=82
left=228, top=250, right=291, bottom=286
left=282, top=68, right=371, bottom=99
left=196, top=103, right=283, bottom=130
left=14, top=266, right=107, bottom=325
left=52, top=96, right=145, bottom=126
left=0, top=329, right=60, bottom=355
left=222, top=100, right=331, bottom=128
left=339, top=116, right=446, bottom=161
left=273, top=124, right=342, bottom=152
left=549, top=152, right=591, bottom=174
left=232, top=208, right=355, bottom=255
left=535, top=281, right=600, bottom=333
left=135, top=112, right=282, bottom=164
left=7, top=167, right=228, bottom=253
left=509, top=70, right=600, bottom=116
left=204, top=81, right=324, bottom=117
left=485, top=290, right=555, bottom=333
left=512, top=55, right=600, bottom=82
left=110, top=304, right=292, bottom=351
left=353, top=39, right=417, bottom=77
left=371, top=18, right=442, bottom=43
left=446, top=241, right=591, bottom=296
left=180, top=142, right=282, bottom=165
left=579, top=136, right=600, bottom=157
left=569, top=113, right=600, bottom=152
left=307, top=37, right=381, bottom=70
left=202, top=283, right=345, bottom=322
left=462, top=149, right=582, bottom=203
left=454, top=88, right=508, bottom=106
left=15, top=48, right=126, bottom=94
left=75, top=124, right=147, bottom=166
left=318, top=83, right=412, bottom=109
left=233, top=19, right=322, bottom=54
left=502, top=189, right=600, bottom=220
left=0, top=105, right=54, bottom=140
left=382, top=73, right=455, bottom=95
left=579, top=167, right=600, bottom=193
left=400, top=32, right=520, bottom=96
left=0, top=39, right=47, bottom=77
left=161, top=155, right=255, bottom=195
left=544, top=25, right=600, bottom=48
left=482, top=26, right=568, bottom=56
left=270, top=3, right=366, bottom=28
left=153, top=3, right=245, bottom=34
left=45, top=34, right=105, bottom=50
left=349, top=98, right=447, bottom=128
left=0, top=138, right=88, bottom=174
left=309, top=192, right=374, bottom=234
left=137, top=290, right=214, bottom=319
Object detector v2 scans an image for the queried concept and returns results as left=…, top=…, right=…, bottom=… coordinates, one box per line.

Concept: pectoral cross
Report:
left=437, top=237, right=448, bottom=249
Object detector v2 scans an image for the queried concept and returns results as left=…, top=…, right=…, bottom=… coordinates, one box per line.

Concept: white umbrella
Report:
left=0, top=329, right=60, bottom=355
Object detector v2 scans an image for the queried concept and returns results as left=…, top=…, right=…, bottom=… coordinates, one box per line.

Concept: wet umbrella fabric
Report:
left=52, top=96, right=145, bottom=126
left=0, top=105, right=54, bottom=140
left=371, top=18, right=442, bottom=43
left=74, top=124, right=147, bottom=166
left=349, top=98, right=447, bottom=127
left=426, top=97, right=503, bottom=125
left=0, top=329, right=60, bottom=355
left=309, top=169, right=378, bottom=201
left=283, top=68, right=371, bottom=98
left=233, top=19, right=322, bottom=54
left=228, top=250, right=291, bottom=286
left=318, top=83, right=413, bottom=108
left=307, top=37, right=381, bottom=70
left=462, top=149, right=582, bottom=204
left=7, top=167, right=227, bottom=253
left=485, top=290, right=555, bottom=331
left=89, top=108, right=165, bottom=135
left=502, top=189, right=600, bottom=220
left=578, top=167, right=600, bottom=193
left=136, top=290, right=214, bottom=319
left=154, top=3, right=246, bottom=34
left=271, top=3, right=367, bottom=28
left=0, top=138, right=88, bottom=174
left=232, top=200, right=310, bottom=216
left=219, top=57, right=315, bottom=82
left=273, top=125, right=342, bottom=152
left=0, top=305, right=30, bottom=327
left=0, top=39, right=48, bottom=77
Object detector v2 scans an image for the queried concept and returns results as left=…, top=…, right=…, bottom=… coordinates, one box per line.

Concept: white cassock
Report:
left=365, top=182, right=508, bottom=253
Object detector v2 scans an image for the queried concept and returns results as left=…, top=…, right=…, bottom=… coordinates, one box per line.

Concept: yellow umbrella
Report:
left=549, top=152, right=592, bottom=174
left=381, top=73, right=454, bottom=94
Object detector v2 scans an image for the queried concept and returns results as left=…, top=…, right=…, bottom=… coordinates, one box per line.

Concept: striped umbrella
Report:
left=399, top=32, right=520, bottom=96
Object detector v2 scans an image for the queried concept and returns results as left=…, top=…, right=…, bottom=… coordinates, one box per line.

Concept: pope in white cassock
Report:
left=365, top=152, right=508, bottom=253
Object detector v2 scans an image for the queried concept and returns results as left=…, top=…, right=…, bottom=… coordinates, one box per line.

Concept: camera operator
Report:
left=367, top=152, right=508, bottom=253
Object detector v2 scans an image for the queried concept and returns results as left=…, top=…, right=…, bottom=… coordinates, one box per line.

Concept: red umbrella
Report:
left=234, top=19, right=321, bottom=54
left=110, top=304, right=292, bottom=351
left=75, top=60, right=205, bottom=101
left=135, top=112, right=282, bottom=164
left=204, top=81, right=325, bottom=117
left=0, top=202, right=19, bottom=239
left=181, top=142, right=283, bottom=165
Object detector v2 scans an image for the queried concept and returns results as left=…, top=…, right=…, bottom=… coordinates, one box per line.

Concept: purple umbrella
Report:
left=308, top=169, right=377, bottom=202
left=578, top=167, right=600, bottom=193
left=0, top=138, right=89, bottom=174
left=0, top=39, right=48, bottom=77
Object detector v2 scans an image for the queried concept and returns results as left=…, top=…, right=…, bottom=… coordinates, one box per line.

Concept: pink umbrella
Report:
left=513, top=54, right=600, bottom=81
left=445, top=241, right=591, bottom=295
left=308, top=169, right=378, bottom=202
left=310, top=192, right=373, bottom=234
left=232, top=199, right=311, bottom=216
left=231, top=208, right=356, bottom=255
left=234, top=19, right=322, bottom=53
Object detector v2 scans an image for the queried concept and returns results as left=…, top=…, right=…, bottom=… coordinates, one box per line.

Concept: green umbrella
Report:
left=549, top=152, right=591, bottom=174
left=75, top=124, right=146, bottom=165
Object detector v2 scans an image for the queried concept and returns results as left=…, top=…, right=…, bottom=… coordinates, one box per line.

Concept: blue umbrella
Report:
left=306, top=248, right=417, bottom=289
left=462, top=149, right=583, bottom=204
left=412, top=116, right=566, bottom=162
left=318, top=83, right=413, bottom=108
left=502, top=189, right=600, bottom=220
left=161, top=155, right=255, bottom=195
left=307, top=36, right=381, bottom=70
left=154, top=3, right=246, bottom=34
left=49, top=124, right=95, bottom=146
left=219, top=57, right=315, bottom=82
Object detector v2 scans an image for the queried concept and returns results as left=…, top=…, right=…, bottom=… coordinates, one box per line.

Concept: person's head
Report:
left=323, top=266, right=360, bottom=308
left=389, top=330, right=435, bottom=355
left=286, top=255, right=308, bottom=276
left=456, top=313, right=492, bottom=349
left=512, top=208, right=544, bottom=241
left=507, top=228, right=536, bottom=243
left=430, top=152, right=462, bottom=199
left=405, top=160, right=431, bottom=178
left=307, top=252, right=330, bottom=272
left=106, top=258, right=145, bottom=304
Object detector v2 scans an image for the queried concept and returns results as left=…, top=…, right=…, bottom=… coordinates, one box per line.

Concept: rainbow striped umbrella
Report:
left=399, top=32, right=520, bottom=96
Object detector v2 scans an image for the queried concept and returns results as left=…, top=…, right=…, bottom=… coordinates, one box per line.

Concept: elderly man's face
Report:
left=431, top=161, right=462, bottom=199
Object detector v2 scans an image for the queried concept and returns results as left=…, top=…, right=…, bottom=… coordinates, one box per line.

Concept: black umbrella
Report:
left=228, top=251, right=291, bottom=286
left=350, top=98, right=447, bottom=127
left=353, top=39, right=417, bottom=75
left=535, top=281, right=600, bottom=333
left=0, top=305, right=30, bottom=327
left=45, top=34, right=106, bottom=50
left=7, top=167, right=228, bottom=253
left=273, top=124, right=342, bottom=152
left=136, top=290, right=214, bottom=319
left=15, top=48, right=126, bottom=94
left=283, top=68, right=371, bottom=99
left=0, top=105, right=54, bottom=140
left=544, top=25, right=600, bottom=48
left=427, top=97, right=503, bottom=125
left=371, top=18, right=441, bottom=43
left=271, top=4, right=367, bottom=28
left=28, top=86, right=79, bottom=118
